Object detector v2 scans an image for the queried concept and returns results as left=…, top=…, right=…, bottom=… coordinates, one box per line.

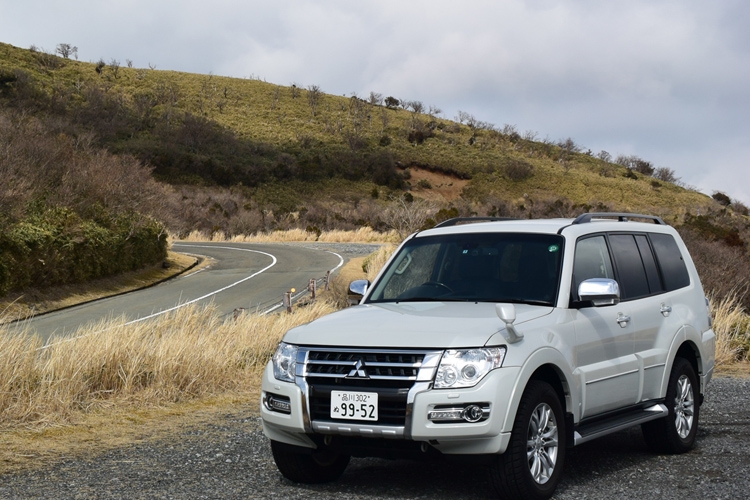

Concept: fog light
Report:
left=428, top=403, right=490, bottom=423
left=462, top=404, right=484, bottom=423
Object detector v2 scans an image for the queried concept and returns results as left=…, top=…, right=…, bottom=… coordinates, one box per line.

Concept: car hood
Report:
left=282, top=302, right=554, bottom=349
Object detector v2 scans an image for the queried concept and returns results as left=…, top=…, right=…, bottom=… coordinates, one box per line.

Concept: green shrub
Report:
left=0, top=207, right=167, bottom=294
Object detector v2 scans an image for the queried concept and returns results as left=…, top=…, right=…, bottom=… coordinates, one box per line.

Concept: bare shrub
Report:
left=368, top=91, right=383, bottom=106
left=55, top=43, right=78, bottom=59
left=732, top=201, right=749, bottom=216
left=597, top=150, right=612, bottom=162
left=307, top=84, right=322, bottom=116
left=381, top=194, right=434, bottom=239
left=654, top=166, right=680, bottom=183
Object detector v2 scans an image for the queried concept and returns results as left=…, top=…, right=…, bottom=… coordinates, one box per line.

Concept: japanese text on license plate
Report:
left=330, top=390, right=378, bottom=421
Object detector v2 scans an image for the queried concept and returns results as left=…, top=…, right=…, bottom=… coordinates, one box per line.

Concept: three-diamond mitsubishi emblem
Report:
left=347, top=359, right=369, bottom=378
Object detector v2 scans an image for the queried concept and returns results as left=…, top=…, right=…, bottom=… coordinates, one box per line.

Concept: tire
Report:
left=641, top=357, right=699, bottom=454
left=490, top=380, right=566, bottom=500
left=270, top=440, right=350, bottom=484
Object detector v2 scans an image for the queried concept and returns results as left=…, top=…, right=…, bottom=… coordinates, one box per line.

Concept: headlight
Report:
left=434, top=347, right=506, bottom=389
left=272, top=342, right=298, bottom=382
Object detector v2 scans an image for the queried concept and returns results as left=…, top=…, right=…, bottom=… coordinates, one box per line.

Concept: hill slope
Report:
left=1, top=41, right=724, bottom=231
left=2, top=43, right=749, bottom=294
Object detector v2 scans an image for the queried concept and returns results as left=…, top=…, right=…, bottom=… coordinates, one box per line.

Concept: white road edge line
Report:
left=39, top=244, right=277, bottom=350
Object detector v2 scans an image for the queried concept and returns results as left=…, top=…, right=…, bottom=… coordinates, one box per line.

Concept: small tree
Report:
left=654, top=166, right=679, bottom=183
left=712, top=191, right=732, bottom=207
left=368, top=91, right=383, bottom=106
left=55, top=43, right=78, bottom=59
left=109, top=58, right=121, bottom=78
left=307, top=84, right=322, bottom=116
left=384, top=96, right=399, bottom=109
left=597, top=150, right=612, bottom=162
left=632, top=158, right=654, bottom=176
left=409, top=100, right=424, bottom=114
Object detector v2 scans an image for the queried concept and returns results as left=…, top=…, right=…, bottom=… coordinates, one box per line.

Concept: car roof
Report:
left=415, top=213, right=673, bottom=239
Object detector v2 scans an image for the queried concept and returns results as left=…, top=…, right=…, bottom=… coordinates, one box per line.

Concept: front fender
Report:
left=499, top=347, right=579, bottom=435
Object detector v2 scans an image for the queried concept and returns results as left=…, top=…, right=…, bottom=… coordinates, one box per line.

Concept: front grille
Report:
left=306, top=351, right=423, bottom=380
left=300, top=348, right=439, bottom=428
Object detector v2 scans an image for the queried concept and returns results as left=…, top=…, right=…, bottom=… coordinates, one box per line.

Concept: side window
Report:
left=635, top=234, right=664, bottom=294
left=573, top=235, right=614, bottom=296
left=650, top=233, right=691, bottom=291
left=609, top=234, right=650, bottom=300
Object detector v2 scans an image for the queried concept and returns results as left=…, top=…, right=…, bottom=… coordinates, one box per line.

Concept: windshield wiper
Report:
left=485, top=298, right=553, bottom=306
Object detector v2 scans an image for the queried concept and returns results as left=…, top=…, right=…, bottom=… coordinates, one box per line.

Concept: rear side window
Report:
left=609, top=234, right=650, bottom=300
left=635, top=234, right=664, bottom=294
left=650, top=233, right=691, bottom=291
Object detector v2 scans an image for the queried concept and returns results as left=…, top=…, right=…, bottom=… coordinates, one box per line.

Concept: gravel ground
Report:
left=0, top=376, right=747, bottom=499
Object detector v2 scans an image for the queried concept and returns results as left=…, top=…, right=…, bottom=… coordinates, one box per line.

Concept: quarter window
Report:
left=650, top=233, right=691, bottom=291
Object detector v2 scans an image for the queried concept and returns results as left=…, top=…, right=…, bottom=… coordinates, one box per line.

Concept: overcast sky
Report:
left=2, top=0, right=748, bottom=204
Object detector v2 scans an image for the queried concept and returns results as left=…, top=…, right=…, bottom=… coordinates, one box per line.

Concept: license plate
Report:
left=330, top=390, right=378, bottom=421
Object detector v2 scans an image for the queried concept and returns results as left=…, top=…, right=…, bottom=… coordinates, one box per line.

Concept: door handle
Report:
left=616, top=313, right=631, bottom=328
left=660, top=303, right=672, bottom=317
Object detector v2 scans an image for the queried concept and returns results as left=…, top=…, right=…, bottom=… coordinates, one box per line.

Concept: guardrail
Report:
left=232, top=270, right=332, bottom=319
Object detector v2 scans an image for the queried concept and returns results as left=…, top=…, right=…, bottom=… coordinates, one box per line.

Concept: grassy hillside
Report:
left=0, top=42, right=722, bottom=218
left=2, top=41, right=750, bottom=304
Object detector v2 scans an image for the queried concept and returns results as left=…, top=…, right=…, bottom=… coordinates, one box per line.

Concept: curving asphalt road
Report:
left=19, top=242, right=358, bottom=343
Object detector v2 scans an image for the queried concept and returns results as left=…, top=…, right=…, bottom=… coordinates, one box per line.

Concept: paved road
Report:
left=20, top=242, right=361, bottom=343
left=0, top=376, right=747, bottom=499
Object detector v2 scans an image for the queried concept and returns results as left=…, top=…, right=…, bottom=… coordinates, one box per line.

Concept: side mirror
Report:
left=578, top=278, right=620, bottom=307
left=496, top=303, right=523, bottom=343
left=348, top=279, right=370, bottom=305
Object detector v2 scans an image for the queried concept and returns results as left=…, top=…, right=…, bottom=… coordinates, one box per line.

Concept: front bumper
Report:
left=260, top=362, right=520, bottom=455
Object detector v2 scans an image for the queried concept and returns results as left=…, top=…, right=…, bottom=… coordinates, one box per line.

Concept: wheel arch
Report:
left=661, top=325, right=706, bottom=401
left=501, top=349, right=577, bottom=437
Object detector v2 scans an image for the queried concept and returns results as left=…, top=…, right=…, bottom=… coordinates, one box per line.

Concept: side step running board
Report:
left=574, top=404, right=668, bottom=446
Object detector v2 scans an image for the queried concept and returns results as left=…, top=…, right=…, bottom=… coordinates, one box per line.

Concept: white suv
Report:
left=260, top=213, right=715, bottom=499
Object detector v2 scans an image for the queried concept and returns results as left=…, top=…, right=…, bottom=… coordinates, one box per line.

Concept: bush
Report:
left=712, top=191, right=732, bottom=207
left=503, top=158, right=534, bottom=181
left=0, top=208, right=167, bottom=294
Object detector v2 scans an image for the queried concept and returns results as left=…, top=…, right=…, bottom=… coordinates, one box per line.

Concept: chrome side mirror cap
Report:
left=348, top=279, right=370, bottom=305
left=578, top=278, right=620, bottom=306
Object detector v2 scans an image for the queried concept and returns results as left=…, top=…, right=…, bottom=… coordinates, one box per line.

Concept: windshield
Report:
left=366, top=232, right=563, bottom=306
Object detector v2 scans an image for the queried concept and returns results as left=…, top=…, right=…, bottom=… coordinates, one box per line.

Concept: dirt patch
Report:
left=404, top=166, right=469, bottom=202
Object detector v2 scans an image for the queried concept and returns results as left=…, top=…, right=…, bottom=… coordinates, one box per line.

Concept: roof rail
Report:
left=434, top=217, right=516, bottom=228
left=572, top=213, right=666, bottom=225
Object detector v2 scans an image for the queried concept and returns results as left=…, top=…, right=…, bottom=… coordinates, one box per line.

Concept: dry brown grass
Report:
left=711, top=291, right=750, bottom=367
left=0, top=300, right=335, bottom=430
left=180, top=227, right=399, bottom=243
